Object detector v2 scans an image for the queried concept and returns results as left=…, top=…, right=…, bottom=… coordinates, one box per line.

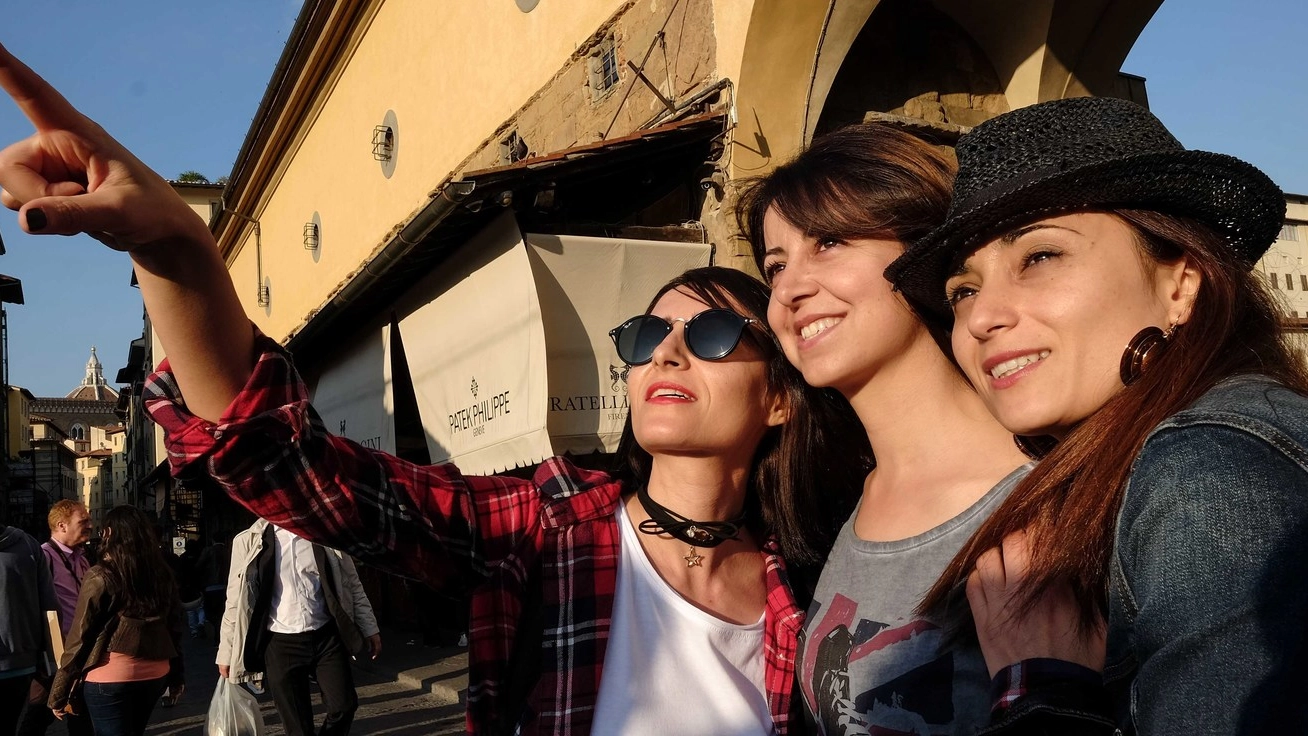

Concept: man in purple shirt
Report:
left=17, top=500, right=92, bottom=736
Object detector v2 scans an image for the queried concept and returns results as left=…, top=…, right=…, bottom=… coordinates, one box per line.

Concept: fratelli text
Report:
left=549, top=394, right=630, bottom=412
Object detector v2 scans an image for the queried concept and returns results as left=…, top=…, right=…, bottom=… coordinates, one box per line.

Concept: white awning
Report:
left=309, top=324, right=396, bottom=455
left=393, top=212, right=553, bottom=475
left=390, top=213, right=712, bottom=474
left=525, top=233, right=711, bottom=454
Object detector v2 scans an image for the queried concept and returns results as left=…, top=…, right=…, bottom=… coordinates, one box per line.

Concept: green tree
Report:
left=176, top=170, right=209, bottom=183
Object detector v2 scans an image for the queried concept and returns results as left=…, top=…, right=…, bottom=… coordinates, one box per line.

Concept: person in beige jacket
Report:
left=217, top=519, right=380, bottom=736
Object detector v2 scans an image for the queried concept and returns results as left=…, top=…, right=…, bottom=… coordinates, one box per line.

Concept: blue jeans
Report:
left=81, top=678, right=167, bottom=736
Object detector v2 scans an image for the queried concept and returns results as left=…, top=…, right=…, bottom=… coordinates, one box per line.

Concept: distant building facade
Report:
left=4, top=350, right=127, bottom=534
left=1253, top=194, right=1308, bottom=358
left=29, top=347, right=121, bottom=449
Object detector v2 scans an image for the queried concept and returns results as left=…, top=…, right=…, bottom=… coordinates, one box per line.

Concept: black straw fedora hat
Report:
left=885, top=96, right=1286, bottom=319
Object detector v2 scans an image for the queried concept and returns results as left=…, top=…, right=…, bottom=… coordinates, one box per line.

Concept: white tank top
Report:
left=591, top=503, right=772, bottom=735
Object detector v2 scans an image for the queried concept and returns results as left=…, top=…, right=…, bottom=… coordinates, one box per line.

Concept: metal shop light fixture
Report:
left=372, top=125, right=394, bottom=162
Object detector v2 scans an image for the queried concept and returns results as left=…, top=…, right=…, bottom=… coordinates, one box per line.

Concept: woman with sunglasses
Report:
left=888, top=97, right=1308, bottom=734
left=0, top=44, right=869, bottom=735
left=735, top=123, right=1033, bottom=734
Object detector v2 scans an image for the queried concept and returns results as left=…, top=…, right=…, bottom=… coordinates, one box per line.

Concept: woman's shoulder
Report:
left=1128, top=375, right=1308, bottom=502
left=1147, top=374, right=1308, bottom=455
left=78, top=565, right=112, bottom=597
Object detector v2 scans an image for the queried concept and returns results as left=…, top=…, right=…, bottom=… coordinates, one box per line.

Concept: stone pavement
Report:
left=139, top=627, right=469, bottom=735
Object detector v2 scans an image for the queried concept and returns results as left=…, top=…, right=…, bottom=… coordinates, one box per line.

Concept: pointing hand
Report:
left=0, top=41, right=209, bottom=253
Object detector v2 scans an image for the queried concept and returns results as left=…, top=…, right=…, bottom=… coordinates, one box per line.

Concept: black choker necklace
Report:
left=636, top=485, right=747, bottom=567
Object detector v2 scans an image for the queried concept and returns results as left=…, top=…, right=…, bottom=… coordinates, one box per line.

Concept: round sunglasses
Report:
left=608, top=309, right=759, bottom=366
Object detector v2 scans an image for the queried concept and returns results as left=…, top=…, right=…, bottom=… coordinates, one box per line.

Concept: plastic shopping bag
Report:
left=205, top=678, right=265, bottom=736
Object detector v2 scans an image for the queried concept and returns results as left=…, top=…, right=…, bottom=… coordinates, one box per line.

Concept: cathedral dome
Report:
left=65, top=347, right=120, bottom=402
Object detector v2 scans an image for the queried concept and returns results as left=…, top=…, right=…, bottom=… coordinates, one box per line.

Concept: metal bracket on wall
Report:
left=220, top=203, right=267, bottom=308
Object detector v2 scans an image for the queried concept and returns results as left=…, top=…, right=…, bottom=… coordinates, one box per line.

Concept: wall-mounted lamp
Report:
left=372, top=125, right=394, bottom=162
left=303, top=221, right=320, bottom=251
left=257, top=282, right=271, bottom=308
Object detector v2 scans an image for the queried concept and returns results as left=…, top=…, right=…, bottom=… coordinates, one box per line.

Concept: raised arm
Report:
left=0, top=41, right=250, bottom=421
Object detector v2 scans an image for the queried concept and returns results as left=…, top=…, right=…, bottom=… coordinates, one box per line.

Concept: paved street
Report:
left=142, top=631, right=465, bottom=736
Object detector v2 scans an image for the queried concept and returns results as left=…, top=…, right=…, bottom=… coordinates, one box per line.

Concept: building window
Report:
left=499, top=130, right=528, bottom=165
left=1282, top=224, right=1300, bottom=241
left=1300, top=275, right=1307, bottom=291
left=589, top=36, right=620, bottom=100
left=1287, top=273, right=1295, bottom=291
left=70, top=424, right=85, bottom=441
left=1269, top=272, right=1279, bottom=289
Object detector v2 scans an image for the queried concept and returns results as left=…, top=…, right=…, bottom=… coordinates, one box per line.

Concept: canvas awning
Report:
left=526, top=232, right=711, bottom=454
left=390, top=213, right=710, bottom=474
left=309, top=324, right=397, bottom=455
left=393, top=213, right=553, bottom=475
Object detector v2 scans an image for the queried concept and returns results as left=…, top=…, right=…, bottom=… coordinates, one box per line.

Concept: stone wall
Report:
left=815, top=0, right=1009, bottom=136
left=459, top=0, right=720, bottom=173
left=28, top=399, right=120, bottom=441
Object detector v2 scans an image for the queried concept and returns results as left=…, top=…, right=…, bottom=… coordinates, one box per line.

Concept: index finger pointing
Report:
left=0, top=41, right=87, bottom=134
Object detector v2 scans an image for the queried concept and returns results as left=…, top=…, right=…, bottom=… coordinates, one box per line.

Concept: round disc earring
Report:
left=1119, top=325, right=1168, bottom=385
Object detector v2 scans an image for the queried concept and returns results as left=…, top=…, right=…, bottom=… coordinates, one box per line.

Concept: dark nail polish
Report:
left=26, top=208, right=46, bottom=232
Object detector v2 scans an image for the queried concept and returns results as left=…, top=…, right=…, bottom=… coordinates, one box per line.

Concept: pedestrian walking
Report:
left=196, top=533, right=232, bottom=644
left=0, top=524, right=57, bottom=736
left=217, top=520, right=381, bottom=736
left=17, top=500, right=94, bottom=736
left=47, top=506, right=185, bottom=736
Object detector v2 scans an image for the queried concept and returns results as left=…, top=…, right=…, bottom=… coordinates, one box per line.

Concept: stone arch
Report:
left=730, top=0, right=1160, bottom=180
left=730, top=0, right=881, bottom=179
left=815, top=0, right=1008, bottom=137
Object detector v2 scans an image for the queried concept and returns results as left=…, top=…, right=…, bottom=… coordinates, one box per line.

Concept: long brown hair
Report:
left=97, top=505, right=179, bottom=617
left=920, top=210, right=1308, bottom=628
left=616, top=267, right=872, bottom=572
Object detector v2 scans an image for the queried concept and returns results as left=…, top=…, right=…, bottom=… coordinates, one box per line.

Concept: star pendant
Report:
left=684, top=546, right=704, bottom=568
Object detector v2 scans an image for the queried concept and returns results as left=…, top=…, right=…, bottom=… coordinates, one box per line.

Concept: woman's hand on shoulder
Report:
left=0, top=42, right=212, bottom=255
left=966, top=530, right=1106, bottom=678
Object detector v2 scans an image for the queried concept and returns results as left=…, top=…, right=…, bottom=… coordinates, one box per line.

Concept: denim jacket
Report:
left=988, top=375, right=1308, bottom=736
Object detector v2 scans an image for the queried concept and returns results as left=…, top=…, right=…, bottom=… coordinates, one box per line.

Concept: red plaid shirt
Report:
left=144, top=334, right=805, bottom=735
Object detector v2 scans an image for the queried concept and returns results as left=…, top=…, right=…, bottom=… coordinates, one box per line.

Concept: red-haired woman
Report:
left=889, top=96, right=1308, bottom=734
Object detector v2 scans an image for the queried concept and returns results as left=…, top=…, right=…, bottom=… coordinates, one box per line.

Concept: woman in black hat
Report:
left=890, top=96, right=1308, bottom=734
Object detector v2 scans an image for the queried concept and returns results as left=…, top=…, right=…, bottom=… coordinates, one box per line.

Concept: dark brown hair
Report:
left=736, top=123, right=956, bottom=281
left=921, top=210, right=1308, bottom=628
left=616, top=267, right=872, bottom=570
left=98, top=505, right=179, bottom=617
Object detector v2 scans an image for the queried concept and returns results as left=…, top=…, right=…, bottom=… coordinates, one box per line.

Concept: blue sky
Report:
left=0, top=0, right=1303, bottom=397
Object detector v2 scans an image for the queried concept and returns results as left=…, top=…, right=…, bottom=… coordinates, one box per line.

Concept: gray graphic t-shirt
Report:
left=798, top=464, right=1032, bottom=735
